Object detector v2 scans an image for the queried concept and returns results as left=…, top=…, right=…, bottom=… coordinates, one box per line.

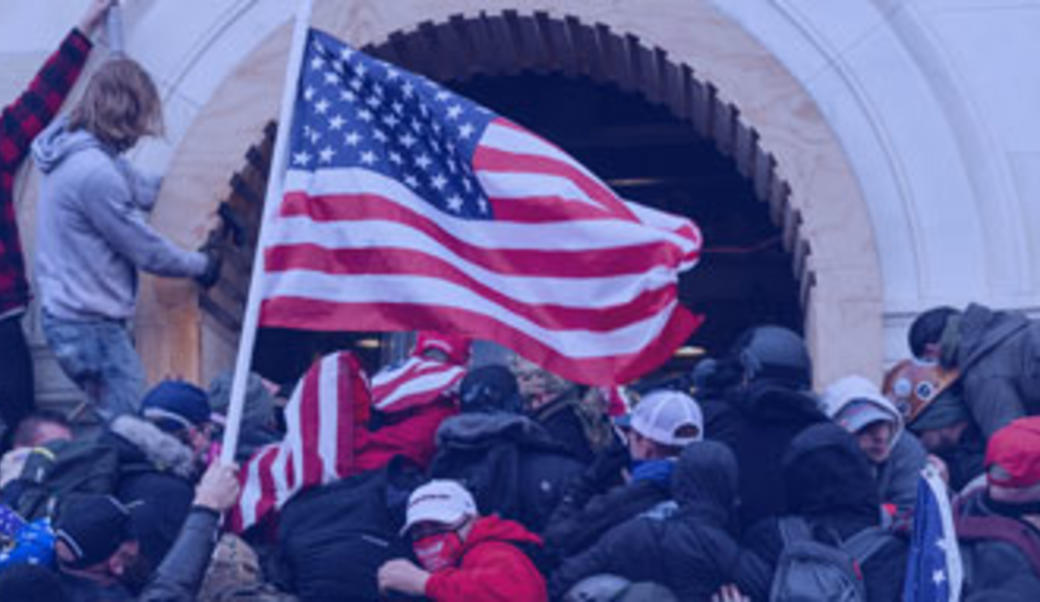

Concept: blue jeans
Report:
left=41, top=312, right=144, bottom=422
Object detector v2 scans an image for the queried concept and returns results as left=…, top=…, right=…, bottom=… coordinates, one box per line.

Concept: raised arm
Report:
left=0, top=0, right=112, bottom=170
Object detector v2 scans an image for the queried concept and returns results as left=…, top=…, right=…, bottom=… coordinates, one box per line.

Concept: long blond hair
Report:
left=69, top=58, right=163, bottom=152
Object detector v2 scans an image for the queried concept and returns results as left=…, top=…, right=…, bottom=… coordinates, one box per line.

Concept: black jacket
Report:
left=701, top=381, right=828, bottom=529
left=60, top=575, right=133, bottom=602
left=935, top=421, right=986, bottom=492
left=528, top=388, right=595, bottom=463
left=550, top=441, right=772, bottom=602
left=102, top=417, right=199, bottom=572
left=948, top=304, right=1040, bottom=439
left=430, top=413, right=585, bottom=532
left=543, top=476, right=671, bottom=564
left=744, top=423, right=907, bottom=602
left=955, top=489, right=1040, bottom=601
left=278, top=458, right=423, bottom=602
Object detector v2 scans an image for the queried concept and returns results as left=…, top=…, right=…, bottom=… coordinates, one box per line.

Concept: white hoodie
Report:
left=821, top=374, right=928, bottom=515
left=821, top=375, right=905, bottom=454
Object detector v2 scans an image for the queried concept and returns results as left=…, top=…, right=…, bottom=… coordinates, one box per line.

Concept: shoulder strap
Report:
left=778, top=516, right=813, bottom=545
left=956, top=514, right=1040, bottom=576
left=841, top=527, right=891, bottom=564
left=536, top=397, right=571, bottom=422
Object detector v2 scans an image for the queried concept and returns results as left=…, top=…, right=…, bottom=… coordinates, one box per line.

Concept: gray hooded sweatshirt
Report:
left=32, top=118, right=206, bottom=320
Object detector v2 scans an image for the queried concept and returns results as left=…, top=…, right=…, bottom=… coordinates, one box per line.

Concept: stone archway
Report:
left=146, top=1, right=883, bottom=387
left=361, top=13, right=814, bottom=309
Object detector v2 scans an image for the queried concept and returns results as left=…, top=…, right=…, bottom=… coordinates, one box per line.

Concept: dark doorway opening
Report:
left=448, top=72, right=802, bottom=371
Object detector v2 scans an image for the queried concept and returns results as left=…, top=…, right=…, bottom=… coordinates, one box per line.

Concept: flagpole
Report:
left=220, top=0, right=313, bottom=465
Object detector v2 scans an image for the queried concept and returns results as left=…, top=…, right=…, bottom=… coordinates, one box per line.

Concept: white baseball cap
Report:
left=401, top=479, right=477, bottom=535
left=630, top=390, right=703, bottom=446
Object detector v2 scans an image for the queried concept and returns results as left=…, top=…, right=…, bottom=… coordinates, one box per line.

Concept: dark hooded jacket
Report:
left=944, top=304, right=1040, bottom=439
left=430, top=413, right=585, bottom=532
left=700, top=380, right=828, bottom=528
left=542, top=475, right=670, bottom=566
left=955, top=488, right=1040, bottom=601
left=549, top=441, right=772, bottom=602
left=528, top=387, right=596, bottom=463
left=744, top=423, right=907, bottom=602
left=101, top=416, right=200, bottom=573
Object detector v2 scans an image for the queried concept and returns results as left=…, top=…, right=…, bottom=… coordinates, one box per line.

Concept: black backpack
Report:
left=769, top=517, right=893, bottom=602
left=11, top=438, right=126, bottom=520
left=278, top=458, right=423, bottom=602
left=430, top=414, right=584, bottom=531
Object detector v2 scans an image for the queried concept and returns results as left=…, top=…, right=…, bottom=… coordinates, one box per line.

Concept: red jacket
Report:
left=0, top=29, right=91, bottom=315
left=425, top=516, right=548, bottom=602
left=354, top=397, right=458, bottom=471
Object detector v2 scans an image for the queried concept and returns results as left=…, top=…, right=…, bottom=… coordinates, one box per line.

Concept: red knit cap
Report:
left=986, top=416, right=1040, bottom=488
left=413, top=332, right=471, bottom=366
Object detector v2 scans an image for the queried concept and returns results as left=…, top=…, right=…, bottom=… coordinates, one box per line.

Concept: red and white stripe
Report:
left=604, top=385, right=631, bottom=418
left=371, top=356, right=465, bottom=413
left=260, top=117, right=702, bottom=385
left=230, top=352, right=364, bottom=532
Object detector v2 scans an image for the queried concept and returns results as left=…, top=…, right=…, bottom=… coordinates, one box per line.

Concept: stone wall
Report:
left=3, top=0, right=1038, bottom=401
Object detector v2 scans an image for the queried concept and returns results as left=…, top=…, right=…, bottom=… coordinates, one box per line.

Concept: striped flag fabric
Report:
left=259, top=28, right=703, bottom=385
left=371, top=355, right=465, bottom=413
left=603, top=385, right=631, bottom=418
left=230, top=351, right=370, bottom=532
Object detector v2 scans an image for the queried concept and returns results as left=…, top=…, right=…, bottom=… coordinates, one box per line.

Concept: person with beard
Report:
left=744, top=423, right=906, bottom=602
left=955, top=416, right=1040, bottom=600
left=909, top=393, right=986, bottom=493
left=51, top=461, right=241, bottom=602
left=821, top=375, right=928, bottom=517
left=52, top=494, right=140, bottom=601
left=699, top=325, right=829, bottom=529
left=884, top=358, right=987, bottom=492
left=511, top=355, right=600, bottom=463
left=377, top=479, right=548, bottom=602
left=549, top=440, right=772, bottom=601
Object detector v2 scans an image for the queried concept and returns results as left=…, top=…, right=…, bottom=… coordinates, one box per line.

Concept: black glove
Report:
left=194, top=244, right=222, bottom=289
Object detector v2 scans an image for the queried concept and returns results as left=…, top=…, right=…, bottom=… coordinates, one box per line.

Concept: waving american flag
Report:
left=259, top=28, right=703, bottom=385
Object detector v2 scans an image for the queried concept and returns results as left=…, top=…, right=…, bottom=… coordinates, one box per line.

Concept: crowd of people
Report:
left=0, top=313, right=1038, bottom=601
left=2, top=3, right=1040, bottom=601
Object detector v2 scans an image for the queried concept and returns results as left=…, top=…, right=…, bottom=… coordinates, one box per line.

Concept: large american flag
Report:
left=259, top=29, right=703, bottom=385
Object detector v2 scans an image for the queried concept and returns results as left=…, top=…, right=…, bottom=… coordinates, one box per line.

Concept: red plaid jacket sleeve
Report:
left=0, top=29, right=92, bottom=314
left=0, top=28, right=92, bottom=170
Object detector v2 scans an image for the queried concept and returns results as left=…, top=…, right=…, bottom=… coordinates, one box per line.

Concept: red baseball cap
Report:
left=986, top=416, right=1040, bottom=488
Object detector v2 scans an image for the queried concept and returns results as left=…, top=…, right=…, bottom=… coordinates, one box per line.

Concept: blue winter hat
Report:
left=140, top=380, right=211, bottom=433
